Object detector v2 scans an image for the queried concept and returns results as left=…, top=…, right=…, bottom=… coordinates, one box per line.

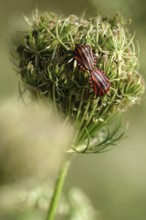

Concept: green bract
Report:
left=14, top=11, right=145, bottom=153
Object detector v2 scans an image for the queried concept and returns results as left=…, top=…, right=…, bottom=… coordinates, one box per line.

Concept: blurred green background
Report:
left=0, top=0, right=146, bottom=220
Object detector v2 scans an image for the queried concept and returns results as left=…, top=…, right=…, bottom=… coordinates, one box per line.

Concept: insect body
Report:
left=74, top=44, right=96, bottom=71
left=90, top=69, right=111, bottom=96
left=73, top=44, right=110, bottom=96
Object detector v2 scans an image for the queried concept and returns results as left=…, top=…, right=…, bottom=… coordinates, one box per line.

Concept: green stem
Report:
left=46, top=154, right=73, bottom=220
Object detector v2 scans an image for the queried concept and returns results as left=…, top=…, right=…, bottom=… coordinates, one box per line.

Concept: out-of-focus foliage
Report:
left=0, top=185, right=98, bottom=220
left=0, top=99, right=73, bottom=185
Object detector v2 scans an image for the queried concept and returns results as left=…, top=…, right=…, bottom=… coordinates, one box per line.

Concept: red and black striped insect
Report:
left=73, top=44, right=110, bottom=96
left=74, top=44, right=96, bottom=71
left=89, top=68, right=111, bottom=96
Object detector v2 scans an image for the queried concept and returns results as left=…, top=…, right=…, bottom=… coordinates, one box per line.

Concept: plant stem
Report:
left=46, top=154, right=73, bottom=220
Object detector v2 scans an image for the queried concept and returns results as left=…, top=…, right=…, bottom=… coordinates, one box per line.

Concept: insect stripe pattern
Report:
left=90, top=69, right=111, bottom=96
left=73, top=44, right=111, bottom=96
left=74, top=44, right=95, bottom=71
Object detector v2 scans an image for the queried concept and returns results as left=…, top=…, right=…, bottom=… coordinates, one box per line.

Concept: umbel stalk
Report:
left=46, top=155, right=73, bottom=220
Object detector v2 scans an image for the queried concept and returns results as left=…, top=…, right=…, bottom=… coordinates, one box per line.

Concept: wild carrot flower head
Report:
left=13, top=11, right=145, bottom=153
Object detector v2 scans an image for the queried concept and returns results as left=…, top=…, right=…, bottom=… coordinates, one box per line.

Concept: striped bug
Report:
left=90, top=68, right=111, bottom=96
left=74, top=44, right=96, bottom=71
left=73, top=44, right=110, bottom=96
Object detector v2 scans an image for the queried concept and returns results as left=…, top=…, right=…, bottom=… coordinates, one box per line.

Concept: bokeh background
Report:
left=0, top=0, right=146, bottom=220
